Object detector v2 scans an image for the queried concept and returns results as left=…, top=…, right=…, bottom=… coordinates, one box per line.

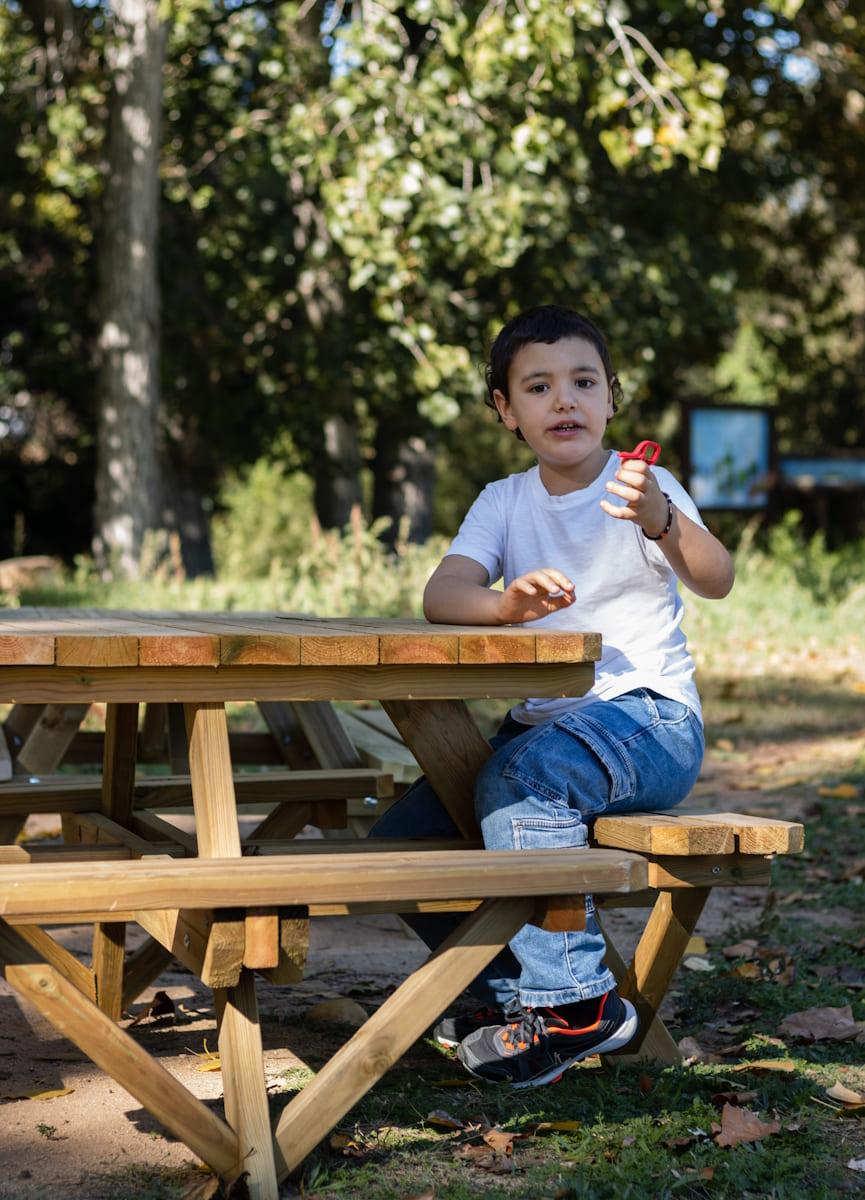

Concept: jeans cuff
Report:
left=519, top=970, right=616, bottom=1009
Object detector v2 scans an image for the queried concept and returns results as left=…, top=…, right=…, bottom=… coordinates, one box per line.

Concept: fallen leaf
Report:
left=328, top=1131, right=366, bottom=1157
left=525, top=1119, right=582, bottom=1134
left=848, top=1158, right=865, bottom=1172
left=733, top=962, right=763, bottom=980
left=128, top=990, right=176, bottom=1027
left=639, top=1074, right=654, bottom=1095
left=453, top=1144, right=514, bottom=1174
left=713, top=1104, right=781, bottom=1148
left=686, top=936, right=708, bottom=955
left=403, top=1193, right=435, bottom=1200
left=664, top=1134, right=694, bottom=1150
left=1, top=1087, right=75, bottom=1102
left=683, top=956, right=714, bottom=973
left=426, top=1110, right=464, bottom=1130
left=817, top=784, right=859, bottom=799
left=482, top=1127, right=514, bottom=1155
left=826, top=1083, right=865, bottom=1108
left=722, top=940, right=759, bottom=959
left=730, top=1059, right=796, bottom=1074
left=195, top=1057, right=222, bottom=1073
left=678, top=1036, right=722, bottom=1063
left=711, top=1090, right=758, bottom=1107
left=715, top=738, right=735, bottom=752
left=779, top=1005, right=865, bottom=1043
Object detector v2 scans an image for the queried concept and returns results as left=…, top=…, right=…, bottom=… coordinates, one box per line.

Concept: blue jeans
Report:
left=369, top=688, right=704, bottom=1011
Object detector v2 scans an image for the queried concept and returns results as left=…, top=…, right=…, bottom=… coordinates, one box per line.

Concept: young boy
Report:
left=372, top=305, right=733, bottom=1088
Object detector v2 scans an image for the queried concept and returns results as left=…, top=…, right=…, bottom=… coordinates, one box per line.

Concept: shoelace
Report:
left=499, top=1008, right=559, bottom=1053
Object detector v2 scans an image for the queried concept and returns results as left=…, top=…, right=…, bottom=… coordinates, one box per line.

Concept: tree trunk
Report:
left=93, top=0, right=165, bottom=577
left=372, top=418, right=435, bottom=546
left=313, top=414, right=363, bottom=531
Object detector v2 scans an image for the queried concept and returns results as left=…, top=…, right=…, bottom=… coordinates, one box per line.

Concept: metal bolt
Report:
left=28, top=777, right=41, bottom=785
left=711, top=865, right=721, bottom=875
left=183, top=933, right=191, bottom=949
left=363, top=797, right=379, bottom=808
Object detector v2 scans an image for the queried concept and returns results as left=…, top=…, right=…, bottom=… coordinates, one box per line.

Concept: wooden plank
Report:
left=274, top=896, right=534, bottom=1178
left=92, top=922, right=126, bottom=1019
left=534, top=632, right=602, bottom=663
left=139, top=634, right=220, bottom=667
left=379, top=634, right=458, bottom=665
left=166, top=703, right=189, bottom=773
left=597, top=914, right=681, bottom=1065
left=257, top=701, right=313, bottom=768
left=255, top=908, right=308, bottom=985
left=614, top=888, right=710, bottom=1057
left=293, top=701, right=362, bottom=769
left=0, top=848, right=648, bottom=916
left=134, top=907, right=245, bottom=989
left=337, top=710, right=419, bottom=782
left=672, top=811, right=805, bottom=855
left=0, top=768, right=393, bottom=816
left=247, top=804, right=312, bottom=842
left=56, top=636, right=138, bottom=668
left=647, top=854, right=773, bottom=889
left=11, top=923, right=97, bottom=1001
left=139, top=703, right=168, bottom=761
left=216, top=972, right=282, bottom=1195
left=65, top=812, right=166, bottom=856
left=243, top=909, right=279, bottom=969
left=593, top=812, right=736, bottom=856
left=0, top=919, right=241, bottom=1177
left=300, top=636, right=379, bottom=666
left=185, top=703, right=241, bottom=857
left=381, top=699, right=489, bottom=839
left=101, top=703, right=139, bottom=826
left=220, top=635, right=300, bottom=667
left=458, top=633, right=535, bottom=664
left=17, top=703, right=91, bottom=774
left=0, top=634, right=54, bottom=665
left=0, top=663, right=595, bottom=703
left=132, top=811, right=197, bottom=855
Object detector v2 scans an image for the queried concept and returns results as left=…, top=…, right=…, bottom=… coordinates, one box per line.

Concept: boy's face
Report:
left=493, top=336, right=614, bottom=493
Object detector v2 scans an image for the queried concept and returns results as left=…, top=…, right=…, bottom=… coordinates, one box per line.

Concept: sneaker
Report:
left=433, top=1005, right=509, bottom=1049
left=456, top=990, right=639, bottom=1088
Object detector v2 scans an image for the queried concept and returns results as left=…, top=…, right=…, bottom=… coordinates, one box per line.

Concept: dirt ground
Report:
left=1, top=687, right=863, bottom=1200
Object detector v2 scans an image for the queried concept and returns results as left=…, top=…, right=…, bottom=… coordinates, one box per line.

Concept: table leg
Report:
left=92, top=703, right=139, bottom=1018
left=185, top=701, right=279, bottom=1200
left=597, top=914, right=681, bottom=1064
left=609, top=888, right=710, bottom=1060
left=380, top=699, right=490, bottom=838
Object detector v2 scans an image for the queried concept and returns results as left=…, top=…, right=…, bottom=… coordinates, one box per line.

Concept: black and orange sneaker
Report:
left=456, top=990, right=638, bottom=1088
left=433, top=1005, right=510, bottom=1049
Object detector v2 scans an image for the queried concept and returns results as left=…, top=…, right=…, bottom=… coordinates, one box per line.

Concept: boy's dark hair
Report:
left=484, top=305, right=623, bottom=437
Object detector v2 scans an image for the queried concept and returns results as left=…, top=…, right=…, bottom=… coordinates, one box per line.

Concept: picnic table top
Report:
left=0, top=610, right=602, bottom=669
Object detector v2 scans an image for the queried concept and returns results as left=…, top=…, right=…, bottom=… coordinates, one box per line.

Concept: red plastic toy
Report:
left=618, top=439, right=661, bottom=466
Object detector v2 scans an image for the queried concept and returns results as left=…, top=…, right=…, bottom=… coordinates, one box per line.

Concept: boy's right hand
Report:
left=497, top=569, right=575, bottom=624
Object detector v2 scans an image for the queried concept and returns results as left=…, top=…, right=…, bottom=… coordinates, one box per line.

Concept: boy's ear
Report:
left=493, top=388, right=518, bottom=431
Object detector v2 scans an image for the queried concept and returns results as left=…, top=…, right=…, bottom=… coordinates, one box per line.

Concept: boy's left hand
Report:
left=600, top=459, right=669, bottom=537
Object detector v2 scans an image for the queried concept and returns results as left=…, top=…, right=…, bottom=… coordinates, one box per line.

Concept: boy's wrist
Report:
left=641, top=493, right=674, bottom=541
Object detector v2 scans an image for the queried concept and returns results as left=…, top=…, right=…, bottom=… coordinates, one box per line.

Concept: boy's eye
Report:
left=576, top=378, right=594, bottom=388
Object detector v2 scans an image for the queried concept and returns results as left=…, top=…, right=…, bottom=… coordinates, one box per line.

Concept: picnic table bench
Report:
left=0, top=610, right=803, bottom=1197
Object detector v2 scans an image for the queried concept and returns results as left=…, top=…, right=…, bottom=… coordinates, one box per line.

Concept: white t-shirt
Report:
left=446, top=450, right=706, bottom=725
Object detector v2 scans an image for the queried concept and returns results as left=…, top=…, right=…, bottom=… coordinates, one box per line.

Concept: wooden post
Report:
left=381, top=699, right=491, bottom=838
left=92, top=703, right=139, bottom=1018
left=185, top=701, right=279, bottom=1200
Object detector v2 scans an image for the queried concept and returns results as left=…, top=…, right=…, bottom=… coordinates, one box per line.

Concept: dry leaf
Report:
left=664, top=1135, right=694, bottom=1150
left=683, top=956, right=714, bottom=973
left=779, top=1005, right=865, bottom=1043
left=2, top=1087, right=75, bottom=1102
left=328, top=1131, right=366, bottom=1158
left=403, top=1193, right=435, bottom=1200
left=195, top=1058, right=222, bottom=1073
left=482, top=1127, right=514, bottom=1155
left=427, top=1110, right=464, bottom=1130
left=733, top=962, right=762, bottom=980
left=713, top=1104, right=781, bottom=1147
left=722, top=940, right=759, bottom=959
left=678, top=1036, right=721, bottom=1063
left=817, top=784, right=859, bottom=799
left=686, top=936, right=708, bottom=955
left=826, top=1083, right=865, bottom=1108
left=128, top=990, right=176, bottom=1027
left=526, top=1120, right=582, bottom=1134
left=638, top=1073, right=654, bottom=1095
left=711, top=1090, right=758, bottom=1107
left=848, top=1159, right=865, bottom=1172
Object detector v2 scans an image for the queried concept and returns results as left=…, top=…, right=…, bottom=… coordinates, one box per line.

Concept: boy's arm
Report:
left=424, top=555, right=576, bottom=625
left=600, top=460, right=734, bottom=599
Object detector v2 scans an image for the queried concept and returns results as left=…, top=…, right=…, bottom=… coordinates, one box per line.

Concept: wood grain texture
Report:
left=458, top=633, right=535, bottom=664
left=184, top=703, right=241, bottom=858
left=219, top=635, right=300, bottom=667
left=0, top=848, right=648, bottom=916
left=17, top=703, right=90, bottom=774
left=139, top=635, right=220, bottom=667
left=56, top=636, right=138, bottom=667
left=593, top=812, right=736, bottom=856
left=379, top=634, right=458, bottom=664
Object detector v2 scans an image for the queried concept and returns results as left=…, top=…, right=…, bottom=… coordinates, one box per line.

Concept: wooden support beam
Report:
left=0, top=918, right=240, bottom=1177
left=10, top=923, right=97, bottom=1001
left=597, top=915, right=680, bottom=1065
left=17, top=703, right=91, bottom=774
left=380, top=699, right=490, bottom=839
left=255, top=908, right=308, bottom=985
left=274, top=896, right=534, bottom=1178
left=243, top=909, right=279, bottom=970
left=132, top=811, right=197, bottom=855
left=133, top=908, right=245, bottom=989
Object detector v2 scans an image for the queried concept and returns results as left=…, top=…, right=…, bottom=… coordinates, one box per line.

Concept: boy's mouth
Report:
left=549, top=421, right=584, bottom=433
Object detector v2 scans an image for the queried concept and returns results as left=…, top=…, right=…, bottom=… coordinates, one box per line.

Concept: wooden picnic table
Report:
left=0, top=610, right=803, bottom=1197
left=0, top=610, right=633, bottom=1196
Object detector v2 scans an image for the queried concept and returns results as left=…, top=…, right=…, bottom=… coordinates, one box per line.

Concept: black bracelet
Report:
left=642, top=492, right=674, bottom=541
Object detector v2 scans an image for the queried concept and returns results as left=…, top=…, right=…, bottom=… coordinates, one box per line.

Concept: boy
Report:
left=373, top=305, right=733, bottom=1087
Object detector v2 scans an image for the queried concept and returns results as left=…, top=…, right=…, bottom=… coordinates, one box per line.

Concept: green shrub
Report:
left=210, top=457, right=316, bottom=581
